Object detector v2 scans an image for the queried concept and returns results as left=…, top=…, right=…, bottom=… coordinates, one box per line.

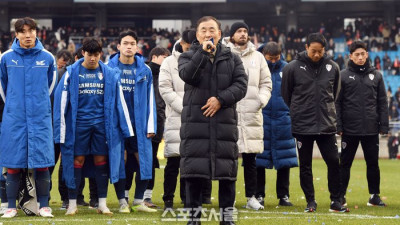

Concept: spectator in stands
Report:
left=106, top=30, right=157, bottom=213
left=389, top=104, right=399, bottom=121
left=179, top=16, right=248, bottom=224
left=56, top=49, right=73, bottom=70
left=255, top=42, right=298, bottom=208
left=383, top=53, right=391, bottom=73
left=53, top=38, right=134, bottom=216
left=388, top=132, right=400, bottom=159
left=335, top=54, right=346, bottom=70
left=223, top=21, right=272, bottom=211
left=281, top=32, right=348, bottom=213
left=0, top=17, right=56, bottom=218
left=392, top=56, right=400, bottom=75
left=336, top=40, right=388, bottom=208
left=143, top=46, right=171, bottom=208
left=374, top=55, right=381, bottom=70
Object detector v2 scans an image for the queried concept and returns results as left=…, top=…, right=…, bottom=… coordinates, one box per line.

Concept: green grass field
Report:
left=2, top=158, right=400, bottom=225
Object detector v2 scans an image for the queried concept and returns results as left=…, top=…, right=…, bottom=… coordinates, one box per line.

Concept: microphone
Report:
left=206, top=44, right=213, bottom=50
left=206, top=38, right=215, bottom=52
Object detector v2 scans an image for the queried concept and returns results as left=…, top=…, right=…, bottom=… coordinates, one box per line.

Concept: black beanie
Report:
left=230, top=22, right=249, bottom=37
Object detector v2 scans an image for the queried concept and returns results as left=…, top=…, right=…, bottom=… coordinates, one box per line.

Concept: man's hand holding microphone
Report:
left=202, top=37, right=216, bottom=54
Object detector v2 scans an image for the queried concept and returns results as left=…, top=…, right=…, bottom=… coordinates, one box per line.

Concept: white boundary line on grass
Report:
left=5, top=212, right=399, bottom=223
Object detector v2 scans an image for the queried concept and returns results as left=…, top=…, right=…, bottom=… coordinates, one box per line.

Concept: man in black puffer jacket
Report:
left=178, top=16, right=247, bottom=225
left=281, top=33, right=348, bottom=213
left=336, top=41, right=388, bottom=207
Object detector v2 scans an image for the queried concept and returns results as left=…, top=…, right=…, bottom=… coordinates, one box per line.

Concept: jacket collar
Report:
left=11, top=38, right=43, bottom=55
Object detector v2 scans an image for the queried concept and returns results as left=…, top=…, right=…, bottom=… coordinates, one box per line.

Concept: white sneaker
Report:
left=39, top=207, right=54, bottom=218
left=119, top=203, right=130, bottom=213
left=0, top=206, right=7, bottom=215
left=131, top=202, right=157, bottom=212
left=97, top=206, right=113, bottom=215
left=1, top=208, right=17, bottom=218
left=65, top=207, right=78, bottom=216
left=246, top=196, right=264, bottom=210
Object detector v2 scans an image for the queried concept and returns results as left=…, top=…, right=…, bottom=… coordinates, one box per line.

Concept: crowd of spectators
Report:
left=1, top=17, right=400, bottom=66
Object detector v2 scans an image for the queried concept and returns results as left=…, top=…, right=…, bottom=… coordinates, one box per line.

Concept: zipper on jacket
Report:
left=360, top=72, right=366, bottom=135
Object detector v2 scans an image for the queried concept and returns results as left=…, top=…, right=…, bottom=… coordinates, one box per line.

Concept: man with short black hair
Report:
left=0, top=17, right=57, bottom=218
left=53, top=38, right=134, bottom=216
left=281, top=33, right=348, bottom=213
left=336, top=40, right=388, bottom=207
left=107, top=30, right=157, bottom=213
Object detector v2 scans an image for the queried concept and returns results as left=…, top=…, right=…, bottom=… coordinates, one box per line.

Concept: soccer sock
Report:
left=69, top=199, right=77, bottom=210
left=133, top=198, right=143, bottom=205
left=95, top=162, right=109, bottom=198
left=143, top=189, right=153, bottom=199
left=113, top=179, right=126, bottom=200
left=6, top=169, right=20, bottom=209
left=68, top=165, right=83, bottom=200
left=36, top=168, right=50, bottom=208
left=125, top=190, right=129, bottom=199
left=134, top=174, right=149, bottom=201
left=98, top=197, right=107, bottom=209
left=0, top=180, right=7, bottom=203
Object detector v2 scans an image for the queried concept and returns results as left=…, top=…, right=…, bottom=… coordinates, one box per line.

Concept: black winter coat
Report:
left=148, top=62, right=166, bottom=143
left=336, top=60, right=389, bottom=135
left=281, top=51, right=341, bottom=135
left=178, top=41, right=248, bottom=180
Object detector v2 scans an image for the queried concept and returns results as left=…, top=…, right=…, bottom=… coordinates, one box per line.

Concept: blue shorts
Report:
left=74, top=122, right=108, bottom=156
left=125, top=135, right=138, bottom=154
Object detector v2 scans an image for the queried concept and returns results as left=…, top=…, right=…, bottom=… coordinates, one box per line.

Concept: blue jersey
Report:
left=118, top=61, right=136, bottom=127
left=77, top=65, right=105, bottom=125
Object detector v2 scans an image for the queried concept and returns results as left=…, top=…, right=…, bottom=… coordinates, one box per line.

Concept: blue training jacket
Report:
left=53, top=58, right=134, bottom=189
left=256, top=55, right=298, bottom=170
left=0, top=38, right=57, bottom=168
left=107, top=53, right=156, bottom=181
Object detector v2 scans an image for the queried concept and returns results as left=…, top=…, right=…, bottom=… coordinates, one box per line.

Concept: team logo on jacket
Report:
left=326, top=64, right=332, bottom=71
left=342, top=142, right=347, bottom=149
left=349, top=75, right=355, bottom=80
left=297, top=141, right=302, bottom=149
left=279, top=72, right=283, bottom=78
left=369, top=74, right=374, bottom=80
left=300, top=65, right=306, bottom=71
left=36, top=60, right=45, bottom=66
left=98, top=72, right=103, bottom=80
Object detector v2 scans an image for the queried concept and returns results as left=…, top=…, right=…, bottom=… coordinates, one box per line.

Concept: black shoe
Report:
left=367, top=194, right=386, bottom=207
left=279, top=195, right=293, bottom=206
left=164, top=200, right=173, bottom=210
left=341, top=196, right=347, bottom=207
left=304, top=200, right=317, bottom=212
left=329, top=201, right=350, bottom=212
left=220, top=222, right=235, bottom=225
left=202, top=197, right=212, bottom=204
left=60, top=200, right=69, bottom=210
left=77, top=198, right=89, bottom=206
left=187, top=221, right=201, bottom=225
left=144, top=198, right=158, bottom=208
left=89, top=199, right=99, bottom=209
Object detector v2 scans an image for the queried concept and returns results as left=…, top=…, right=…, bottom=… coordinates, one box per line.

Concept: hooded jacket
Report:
left=159, top=41, right=185, bottom=158
left=255, top=55, right=298, bottom=170
left=53, top=58, right=134, bottom=188
left=223, top=38, right=272, bottom=154
left=281, top=51, right=341, bottom=135
left=0, top=38, right=57, bottom=168
left=178, top=40, right=248, bottom=180
left=107, top=53, right=157, bottom=180
left=336, top=60, right=388, bottom=135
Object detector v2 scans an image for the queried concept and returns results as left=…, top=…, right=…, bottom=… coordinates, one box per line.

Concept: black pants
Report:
left=340, top=135, right=380, bottom=196
left=186, top=178, right=235, bottom=221
left=256, top=167, right=290, bottom=199
left=163, top=157, right=211, bottom=203
left=242, top=153, right=257, bottom=197
left=295, top=134, right=341, bottom=202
